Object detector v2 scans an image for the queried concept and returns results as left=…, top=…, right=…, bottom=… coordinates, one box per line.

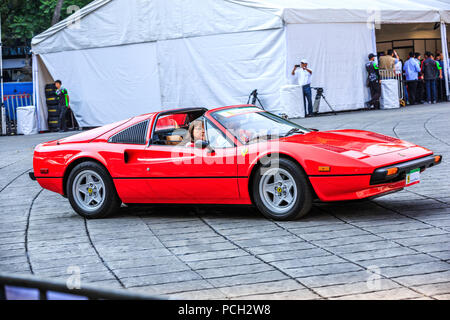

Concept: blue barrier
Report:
left=3, top=82, right=33, bottom=96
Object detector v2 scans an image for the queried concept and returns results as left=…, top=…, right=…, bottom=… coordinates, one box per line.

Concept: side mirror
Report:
left=195, top=140, right=209, bottom=149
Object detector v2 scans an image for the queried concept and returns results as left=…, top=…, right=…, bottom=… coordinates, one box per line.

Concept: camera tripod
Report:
left=247, top=89, right=265, bottom=110
left=312, top=87, right=337, bottom=115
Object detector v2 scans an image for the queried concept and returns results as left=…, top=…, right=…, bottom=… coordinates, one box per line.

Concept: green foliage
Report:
left=1, top=0, right=93, bottom=46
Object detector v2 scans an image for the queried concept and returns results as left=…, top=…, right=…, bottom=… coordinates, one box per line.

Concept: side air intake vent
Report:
left=109, top=121, right=149, bottom=145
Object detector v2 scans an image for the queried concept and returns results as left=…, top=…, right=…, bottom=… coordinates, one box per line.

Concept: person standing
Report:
left=435, top=52, right=445, bottom=102
left=55, top=80, right=70, bottom=132
left=403, top=52, right=421, bottom=105
left=365, top=53, right=381, bottom=109
left=379, top=50, right=398, bottom=70
left=415, top=52, right=425, bottom=103
left=422, top=52, right=439, bottom=104
left=291, top=59, right=313, bottom=117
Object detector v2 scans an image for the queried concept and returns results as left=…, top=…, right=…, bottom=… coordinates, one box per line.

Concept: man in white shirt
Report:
left=291, top=59, right=313, bottom=117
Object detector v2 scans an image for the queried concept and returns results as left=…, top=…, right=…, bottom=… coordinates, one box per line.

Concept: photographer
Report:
left=291, top=59, right=313, bottom=117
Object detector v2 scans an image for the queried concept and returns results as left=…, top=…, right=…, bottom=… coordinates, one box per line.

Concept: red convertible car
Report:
left=31, top=105, right=442, bottom=220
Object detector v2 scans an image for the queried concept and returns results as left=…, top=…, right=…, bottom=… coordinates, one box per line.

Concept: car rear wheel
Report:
left=252, top=158, right=312, bottom=221
left=67, top=161, right=121, bottom=219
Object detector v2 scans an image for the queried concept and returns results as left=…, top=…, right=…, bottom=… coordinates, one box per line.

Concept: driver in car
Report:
left=185, top=120, right=206, bottom=148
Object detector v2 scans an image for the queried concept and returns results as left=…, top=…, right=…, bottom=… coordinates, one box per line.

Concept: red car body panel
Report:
left=33, top=105, right=439, bottom=205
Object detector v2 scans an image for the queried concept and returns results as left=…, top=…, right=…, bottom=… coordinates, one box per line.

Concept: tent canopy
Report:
left=32, top=0, right=450, bottom=55
left=32, top=0, right=282, bottom=54
left=228, top=0, right=450, bottom=24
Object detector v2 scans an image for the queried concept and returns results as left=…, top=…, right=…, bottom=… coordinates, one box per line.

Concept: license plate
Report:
left=406, top=168, right=420, bottom=186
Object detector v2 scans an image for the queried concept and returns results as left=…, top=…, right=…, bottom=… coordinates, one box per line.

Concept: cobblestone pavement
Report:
left=1, top=103, right=450, bottom=300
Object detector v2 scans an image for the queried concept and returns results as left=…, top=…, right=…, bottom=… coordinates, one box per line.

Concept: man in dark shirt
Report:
left=422, top=52, right=439, bottom=104
left=55, top=80, right=70, bottom=132
left=365, top=53, right=381, bottom=109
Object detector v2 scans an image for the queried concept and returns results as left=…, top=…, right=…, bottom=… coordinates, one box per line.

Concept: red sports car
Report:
left=31, top=105, right=442, bottom=220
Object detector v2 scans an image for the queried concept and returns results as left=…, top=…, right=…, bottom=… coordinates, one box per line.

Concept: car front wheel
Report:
left=252, top=158, right=313, bottom=221
left=67, top=161, right=121, bottom=219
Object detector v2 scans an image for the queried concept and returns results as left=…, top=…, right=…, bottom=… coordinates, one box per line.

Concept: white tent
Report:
left=31, top=0, right=450, bottom=130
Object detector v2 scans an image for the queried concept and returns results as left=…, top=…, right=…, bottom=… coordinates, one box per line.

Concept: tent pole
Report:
left=441, top=22, right=450, bottom=100
left=32, top=52, right=41, bottom=132
left=0, top=17, right=6, bottom=135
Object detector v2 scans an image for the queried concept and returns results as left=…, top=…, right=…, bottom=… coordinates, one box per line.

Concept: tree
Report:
left=51, top=0, right=65, bottom=26
left=1, top=0, right=93, bottom=46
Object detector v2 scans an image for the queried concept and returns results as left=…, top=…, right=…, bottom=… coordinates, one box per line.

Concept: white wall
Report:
left=157, top=28, right=287, bottom=114
left=286, top=23, right=374, bottom=112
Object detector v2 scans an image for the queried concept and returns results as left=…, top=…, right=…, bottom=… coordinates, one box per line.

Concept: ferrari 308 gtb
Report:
left=31, top=105, right=442, bottom=220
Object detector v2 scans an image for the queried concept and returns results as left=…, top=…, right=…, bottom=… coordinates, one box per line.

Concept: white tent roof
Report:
left=32, top=0, right=282, bottom=54
left=32, top=0, right=450, bottom=54
left=229, top=0, right=450, bottom=24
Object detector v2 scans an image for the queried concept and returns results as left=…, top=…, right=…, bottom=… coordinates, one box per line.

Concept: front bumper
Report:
left=370, top=155, right=442, bottom=185
left=29, top=172, right=36, bottom=181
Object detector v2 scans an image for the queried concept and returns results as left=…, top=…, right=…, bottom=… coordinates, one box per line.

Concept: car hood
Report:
left=285, top=129, right=416, bottom=158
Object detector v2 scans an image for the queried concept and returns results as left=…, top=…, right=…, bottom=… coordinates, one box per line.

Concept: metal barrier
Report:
left=0, top=273, right=166, bottom=300
left=379, top=69, right=406, bottom=105
left=0, top=93, right=33, bottom=135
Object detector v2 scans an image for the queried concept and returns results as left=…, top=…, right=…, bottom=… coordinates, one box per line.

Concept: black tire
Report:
left=48, top=116, right=60, bottom=128
left=47, top=107, right=59, bottom=117
left=252, top=157, right=313, bottom=221
left=46, top=97, right=59, bottom=105
left=67, top=161, right=121, bottom=219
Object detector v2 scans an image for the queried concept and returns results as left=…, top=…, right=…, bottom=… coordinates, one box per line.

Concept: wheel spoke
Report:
left=274, top=172, right=283, bottom=184
left=284, top=193, right=294, bottom=204
left=273, top=195, right=284, bottom=207
left=86, top=175, right=94, bottom=184
left=78, top=188, right=88, bottom=196
left=92, top=194, right=102, bottom=204
left=284, top=180, right=294, bottom=192
left=83, top=194, right=92, bottom=205
left=95, top=183, right=104, bottom=192
left=264, top=183, right=276, bottom=195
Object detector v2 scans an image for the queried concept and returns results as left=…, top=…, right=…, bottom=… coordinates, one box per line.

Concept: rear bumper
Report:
left=29, top=172, right=36, bottom=181
left=370, top=155, right=442, bottom=185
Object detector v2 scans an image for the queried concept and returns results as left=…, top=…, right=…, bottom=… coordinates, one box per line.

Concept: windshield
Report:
left=211, top=107, right=311, bottom=144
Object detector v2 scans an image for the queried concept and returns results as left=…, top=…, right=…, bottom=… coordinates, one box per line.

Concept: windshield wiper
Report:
left=246, top=134, right=277, bottom=144
left=284, top=128, right=304, bottom=137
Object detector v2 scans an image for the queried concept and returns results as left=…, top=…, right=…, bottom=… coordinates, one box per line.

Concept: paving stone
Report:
left=288, top=262, right=362, bottom=278
left=379, top=262, right=450, bottom=278
left=246, top=242, right=315, bottom=255
left=257, top=248, right=329, bottom=263
left=231, top=289, right=320, bottom=300
left=412, top=282, right=450, bottom=296
left=186, top=255, right=259, bottom=270
left=392, top=270, right=450, bottom=287
left=196, top=263, right=273, bottom=279
left=313, top=279, right=401, bottom=298
left=207, top=270, right=288, bottom=287
left=272, top=255, right=346, bottom=269
left=357, top=254, right=439, bottom=268
left=332, top=287, right=423, bottom=300
left=299, top=270, right=376, bottom=288
left=219, top=279, right=305, bottom=298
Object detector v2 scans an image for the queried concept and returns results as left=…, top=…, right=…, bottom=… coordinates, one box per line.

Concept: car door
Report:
left=121, top=117, right=239, bottom=204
